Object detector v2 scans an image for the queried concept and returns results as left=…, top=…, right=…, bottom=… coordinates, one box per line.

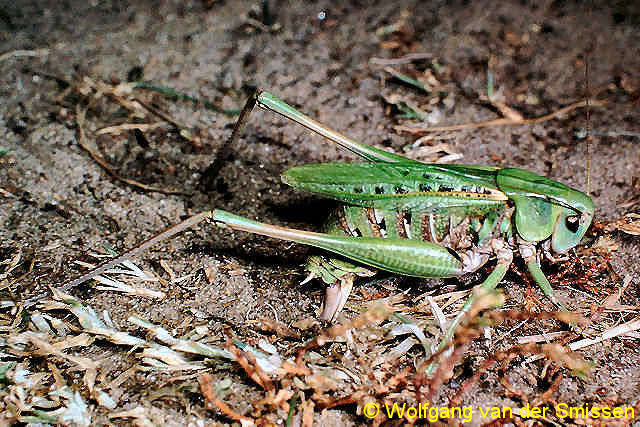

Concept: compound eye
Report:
left=565, top=215, right=580, bottom=233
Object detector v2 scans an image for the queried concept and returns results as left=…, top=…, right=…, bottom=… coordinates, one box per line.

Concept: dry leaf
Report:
left=604, top=213, right=640, bottom=236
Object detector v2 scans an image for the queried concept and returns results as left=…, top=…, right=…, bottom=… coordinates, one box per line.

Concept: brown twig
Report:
left=1, top=256, right=35, bottom=291
left=257, top=318, right=302, bottom=339
left=226, top=336, right=274, bottom=391
left=198, top=373, right=255, bottom=424
left=79, top=77, right=202, bottom=146
left=95, top=122, right=167, bottom=136
left=75, top=105, right=184, bottom=195
left=295, top=303, right=390, bottom=366
left=131, top=96, right=195, bottom=138
left=424, top=336, right=471, bottom=403
left=450, top=343, right=534, bottom=406
left=585, top=51, right=592, bottom=196
left=395, top=99, right=606, bottom=134
left=301, top=400, right=314, bottom=427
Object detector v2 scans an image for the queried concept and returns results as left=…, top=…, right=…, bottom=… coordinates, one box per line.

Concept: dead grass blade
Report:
left=75, top=105, right=184, bottom=195
left=395, top=99, right=606, bottom=134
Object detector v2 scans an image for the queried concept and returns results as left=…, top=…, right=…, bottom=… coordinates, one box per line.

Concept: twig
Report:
left=383, top=67, right=428, bottom=93
left=0, top=257, right=35, bottom=291
left=569, top=317, right=640, bottom=351
left=96, top=122, right=167, bottom=136
left=450, top=343, right=587, bottom=406
left=79, top=77, right=201, bottom=146
left=244, top=17, right=281, bottom=33
left=576, top=128, right=640, bottom=139
left=585, top=52, right=591, bottom=195
left=75, top=105, right=184, bottom=195
left=0, top=48, right=48, bottom=62
left=227, top=336, right=274, bottom=391
left=198, top=373, right=255, bottom=425
left=517, top=331, right=567, bottom=344
left=369, top=52, right=433, bottom=66
left=395, top=100, right=606, bottom=134
left=130, top=97, right=191, bottom=135
left=295, top=304, right=390, bottom=366
left=132, top=81, right=240, bottom=116
left=257, top=318, right=302, bottom=339
left=492, top=319, right=527, bottom=345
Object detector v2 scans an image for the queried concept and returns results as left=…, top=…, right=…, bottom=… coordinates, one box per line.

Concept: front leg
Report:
left=518, top=237, right=567, bottom=311
left=426, top=239, right=513, bottom=374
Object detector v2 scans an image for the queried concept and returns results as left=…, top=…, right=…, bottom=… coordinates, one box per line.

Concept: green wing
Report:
left=282, top=162, right=505, bottom=214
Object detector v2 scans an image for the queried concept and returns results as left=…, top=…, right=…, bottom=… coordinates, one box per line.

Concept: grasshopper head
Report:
left=496, top=168, right=594, bottom=253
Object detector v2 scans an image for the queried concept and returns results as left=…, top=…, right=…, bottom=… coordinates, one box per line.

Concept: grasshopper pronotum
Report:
left=57, top=90, right=594, bottom=352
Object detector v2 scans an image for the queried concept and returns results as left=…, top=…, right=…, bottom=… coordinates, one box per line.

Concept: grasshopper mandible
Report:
left=58, top=90, right=594, bottom=344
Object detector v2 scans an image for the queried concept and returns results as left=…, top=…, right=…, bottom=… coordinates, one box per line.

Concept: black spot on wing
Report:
left=394, top=186, right=408, bottom=194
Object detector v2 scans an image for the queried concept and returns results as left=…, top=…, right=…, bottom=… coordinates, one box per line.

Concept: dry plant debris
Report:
left=2, top=249, right=606, bottom=425
left=3, top=36, right=638, bottom=423
left=2, top=86, right=638, bottom=420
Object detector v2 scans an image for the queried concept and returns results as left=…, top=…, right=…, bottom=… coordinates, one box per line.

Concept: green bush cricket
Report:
left=55, top=90, right=594, bottom=359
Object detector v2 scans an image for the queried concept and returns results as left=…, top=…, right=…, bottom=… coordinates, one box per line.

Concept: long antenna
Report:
left=584, top=12, right=595, bottom=196
left=584, top=51, right=591, bottom=196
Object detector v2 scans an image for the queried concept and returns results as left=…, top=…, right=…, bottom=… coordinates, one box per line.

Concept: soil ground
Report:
left=1, top=0, right=639, bottom=425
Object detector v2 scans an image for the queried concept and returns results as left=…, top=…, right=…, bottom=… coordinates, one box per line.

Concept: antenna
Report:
left=585, top=51, right=591, bottom=197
